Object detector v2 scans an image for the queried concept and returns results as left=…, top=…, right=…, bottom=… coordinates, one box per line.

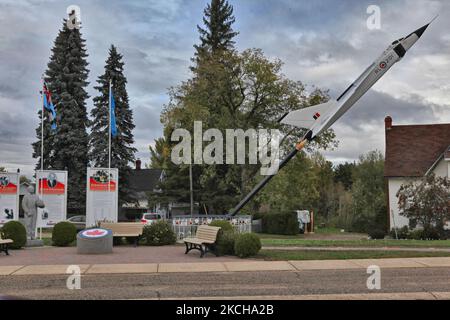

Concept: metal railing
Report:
left=171, top=215, right=252, bottom=241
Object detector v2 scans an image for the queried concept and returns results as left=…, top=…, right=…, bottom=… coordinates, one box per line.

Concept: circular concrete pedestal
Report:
left=77, top=228, right=113, bottom=254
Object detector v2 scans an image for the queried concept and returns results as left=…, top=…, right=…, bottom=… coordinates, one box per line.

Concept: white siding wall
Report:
left=388, top=158, right=449, bottom=229
left=388, top=177, right=415, bottom=229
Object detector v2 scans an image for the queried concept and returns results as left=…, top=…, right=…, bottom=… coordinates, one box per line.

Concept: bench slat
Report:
left=100, top=222, right=144, bottom=236
left=184, top=225, right=221, bottom=244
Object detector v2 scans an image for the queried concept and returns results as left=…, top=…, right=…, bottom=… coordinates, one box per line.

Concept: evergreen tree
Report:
left=194, top=0, right=238, bottom=57
left=151, top=1, right=337, bottom=215
left=90, top=45, right=137, bottom=205
left=31, top=109, right=55, bottom=171
left=32, top=20, right=90, bottom=211
left=149, top=137, right=170, bottom=170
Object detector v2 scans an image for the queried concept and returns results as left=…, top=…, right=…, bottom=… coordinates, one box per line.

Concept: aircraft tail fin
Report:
left=280, top=100, right=336, bottom=129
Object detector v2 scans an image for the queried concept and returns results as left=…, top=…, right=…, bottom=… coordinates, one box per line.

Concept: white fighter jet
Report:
left=230, top=20, right=435, bottom=216
left=281, top=19, right=435, bottom=147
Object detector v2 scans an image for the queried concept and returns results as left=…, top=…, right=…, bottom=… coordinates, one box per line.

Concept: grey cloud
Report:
left=341, top=90, right=440, bottom=129
left=0, top=0, right=449, bottom=175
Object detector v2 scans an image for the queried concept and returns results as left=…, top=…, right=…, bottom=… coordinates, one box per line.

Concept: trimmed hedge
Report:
left=1, top=221, right=27, bottom=249
left=52, top=221, right=77, bottom=247
left=143, top=220, right=176, bottom=246
left=261, top=212, right=299, bottom=235
left=234, top=233, right=261, bottom=258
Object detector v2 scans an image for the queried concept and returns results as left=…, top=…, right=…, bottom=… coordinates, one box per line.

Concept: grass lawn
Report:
left=258, top=249, right=450, bottom=261
left=260, top=237, right=450, bottom=248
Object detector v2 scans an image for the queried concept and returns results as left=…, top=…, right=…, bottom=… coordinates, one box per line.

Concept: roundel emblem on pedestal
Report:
left=79, top=228, right=111, bottom=239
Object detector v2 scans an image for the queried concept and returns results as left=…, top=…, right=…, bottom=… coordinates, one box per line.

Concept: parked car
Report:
left=139, top=213, right=162, bottom=225
left=67, top=215, right=86, bottom=231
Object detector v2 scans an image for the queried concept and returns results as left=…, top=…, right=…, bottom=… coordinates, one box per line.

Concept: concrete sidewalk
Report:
left=3, top=256, right=450, bottom=276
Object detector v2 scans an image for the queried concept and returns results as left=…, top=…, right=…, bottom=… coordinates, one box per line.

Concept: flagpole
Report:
left=108, top=79, right=112, bottom=193
left=41, top=75, right=44, bottom=173
left=39, top=75, right=44, bottom=241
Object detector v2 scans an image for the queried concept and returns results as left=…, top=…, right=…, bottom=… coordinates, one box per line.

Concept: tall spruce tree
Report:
left=152, top=0, right=241, bottom=215
left=90, top=45, right=137, bottom=205
left=32, top=20, right=90, bottom=211
left=194, top=0, right=238, bottom=58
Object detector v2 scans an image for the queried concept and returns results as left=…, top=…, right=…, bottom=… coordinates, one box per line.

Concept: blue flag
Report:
left=43, top=84, right=57, bottom=131
left=110, top=87, right=117, bottom=137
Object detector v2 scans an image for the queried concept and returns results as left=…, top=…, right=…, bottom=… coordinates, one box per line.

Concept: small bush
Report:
left=209, top=220, right=234, bottom=232
left=215, top=230, right=237, bottom=256
left=143, top=220, right=176, bottom=246
left=209, top=220, right=236, bottom=256
left=368, top=228, right=386, bottom=240
left=389, top=226, right=410, bottom=239
left=1, top=221, right=27, bottom=249
left=234, top=233, right=262, bottom=258
left=52, top=221, right=77, bottom=247
left=262, top=212, right=299, bottom=235
left=410, top=228, right=440, bottom=240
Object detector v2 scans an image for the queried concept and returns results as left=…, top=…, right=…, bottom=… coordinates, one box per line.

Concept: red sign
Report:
left=89, top=177, right=116, bottom=192
left=38, top=178, right=65, bottom=195
left=0, top=182, right=17, bottom=195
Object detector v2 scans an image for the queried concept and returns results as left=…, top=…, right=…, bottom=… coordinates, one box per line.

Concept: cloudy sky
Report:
left=0, top=0, right=449, bottom=176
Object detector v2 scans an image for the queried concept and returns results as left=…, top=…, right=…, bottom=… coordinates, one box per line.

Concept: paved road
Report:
left=2, top=267, right=450, bottom=300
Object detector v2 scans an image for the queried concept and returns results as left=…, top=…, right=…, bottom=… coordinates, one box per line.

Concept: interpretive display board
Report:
left=86, top=168, right=118, bottom=228
left=0, top=172, right=19, bottom=225
left=36, top=170, right=68, bottom=228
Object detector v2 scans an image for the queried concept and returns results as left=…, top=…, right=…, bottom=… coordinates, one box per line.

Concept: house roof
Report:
left=385, top=119, right=450, bottom=177
left=128, top=169, right=162, bottom=192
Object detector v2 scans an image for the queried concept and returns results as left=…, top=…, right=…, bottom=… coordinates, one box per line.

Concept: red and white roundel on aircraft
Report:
left=379, top=61, right=387, bottom=69
left=80, top=228, right=109, bottom=238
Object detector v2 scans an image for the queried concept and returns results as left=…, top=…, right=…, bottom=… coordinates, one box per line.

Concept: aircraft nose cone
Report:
left=413, top=23, right=430, bottom=38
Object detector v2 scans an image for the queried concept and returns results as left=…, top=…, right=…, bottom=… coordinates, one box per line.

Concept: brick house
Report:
left=384, top=116, right=450, bottom=229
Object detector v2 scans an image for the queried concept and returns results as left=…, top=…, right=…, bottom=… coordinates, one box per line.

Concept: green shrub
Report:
left=1, top=221, right=27, bottom=249
left=143, top=220, right=176, bottom=246
left=215, top=230, right=237, bottom=256
left=410, top=228, right=440, bottom=240
left=234, top=233, right=262, bottom=258
left=368, top=228, right=386, bottom=240
left=52, top=221, right=77, bottom=247
left=389, top=226, right=410, bottom=239
left=209, top=220, right=234, bottom=232
left=262, top=212, right=299, bottom=235
left=208, top=220, right=236, bottom=256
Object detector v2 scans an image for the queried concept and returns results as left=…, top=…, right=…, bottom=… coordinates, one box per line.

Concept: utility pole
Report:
left=189, top=164, right=194, bottom=217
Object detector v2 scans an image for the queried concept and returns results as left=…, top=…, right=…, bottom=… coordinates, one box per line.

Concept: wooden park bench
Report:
left=184, top=225, right=221, bottom=258
left=100, top=222, right=144, bottom=247
left=0, top=233, right=13, bottom=256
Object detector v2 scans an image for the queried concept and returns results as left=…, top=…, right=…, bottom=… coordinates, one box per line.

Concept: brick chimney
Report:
left=385, top=116, right=392, bottom=130
left=135, top=159, right=142, bottom=170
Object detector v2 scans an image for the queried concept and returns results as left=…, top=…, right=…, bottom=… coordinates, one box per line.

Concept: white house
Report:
left=384, top=116, right=450, bottom=229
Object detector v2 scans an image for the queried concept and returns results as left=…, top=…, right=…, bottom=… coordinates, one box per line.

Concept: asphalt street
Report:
left=1, top=267, right=450, bottom=300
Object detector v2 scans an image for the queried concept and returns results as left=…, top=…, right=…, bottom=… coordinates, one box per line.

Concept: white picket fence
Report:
left=171, top=215, right=252, bottom=241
